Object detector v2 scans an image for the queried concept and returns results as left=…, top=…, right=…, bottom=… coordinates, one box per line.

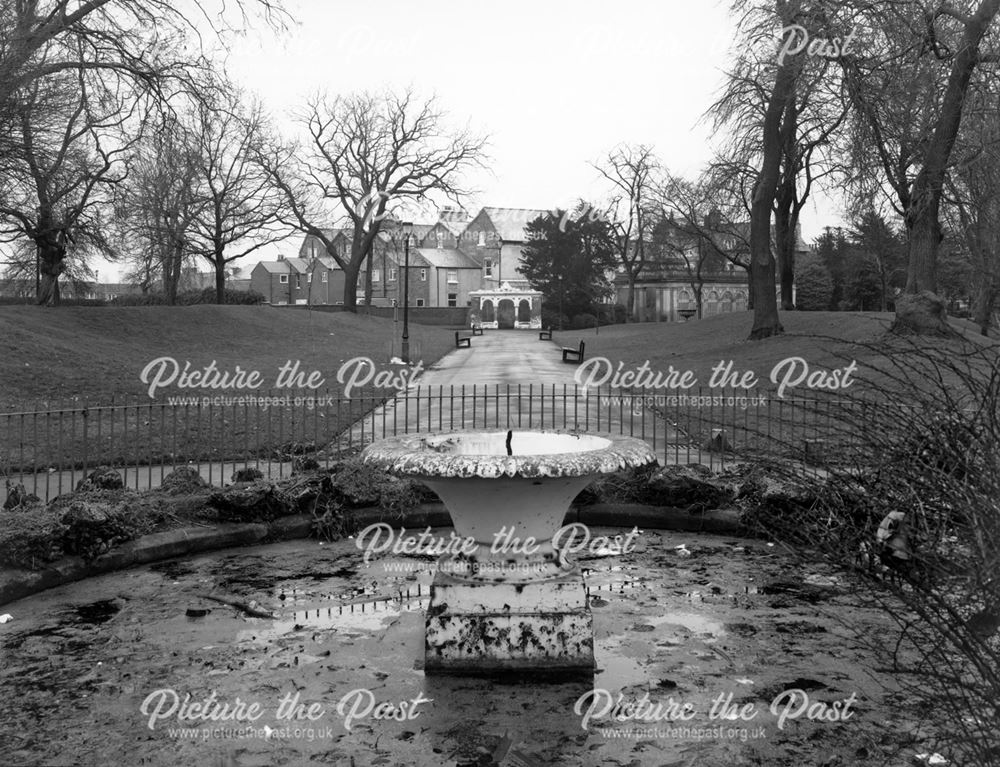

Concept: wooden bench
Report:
left=561, top=340, right=585, bottom=363
left=455, top=331, right=472, bottom=348
left=538, top=327, right=552, bottom=340
left=471, top=325, right=483, bottom=336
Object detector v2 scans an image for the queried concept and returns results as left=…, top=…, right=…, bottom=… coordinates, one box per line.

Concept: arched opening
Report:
left=497, top=299, right=516, bottom=329
left=482, top=300, right=495, bottom=323
left=517, top=299, right=530, bottom=323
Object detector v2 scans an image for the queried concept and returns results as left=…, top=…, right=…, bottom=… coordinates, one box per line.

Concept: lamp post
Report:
left=401, top=221, right=413, bottom=363
left=496, top=237, right=503, bottom=287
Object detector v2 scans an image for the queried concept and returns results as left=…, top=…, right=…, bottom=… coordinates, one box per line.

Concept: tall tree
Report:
left=715, top=0, right=852, bottom=332
left=115, top=114, right=202, bottom=303
left=842, top=0, right=1000, bottom=332
left=259, top=89, right=487, bottom=311
left=654, top=172, right=743, bottom=319
left=520, top=205, right=618, bottom=319
left=594, top=143, right=658, bottom=321
left=187, top=89, right=289, bottom=303
left=848, top=210, right=907, bottom=311
left=0, top=0, right=288, bottom=111
left=0, top=68, right=134, bottom=304
left=944, top=84, right=1000, bottom=334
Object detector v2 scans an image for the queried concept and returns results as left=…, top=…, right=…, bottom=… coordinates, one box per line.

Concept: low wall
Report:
left=278, top=304, right=469, bottom=326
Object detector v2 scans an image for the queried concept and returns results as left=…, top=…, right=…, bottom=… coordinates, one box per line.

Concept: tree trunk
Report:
left=363, top=244, right=374, bottom=306
left=894, top=0, right=1000, bottom=333
left=163, top=244, right=183, bottom=305
left=626, top=273, right=636, bottom=322
left=972, top=278, right=999, bottom=336
left=342, top=260, right=360, bottom=312
left=35, top=241, right=64, bottom=307
left=748, top=59, right=795, bottom=338
left=774, top=204, right=796, bottom=310
left=214, top=250, right=226, bottom=304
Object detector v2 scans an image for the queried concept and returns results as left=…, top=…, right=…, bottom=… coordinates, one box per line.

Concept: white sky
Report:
left=97, top=0, right=843, bottom=280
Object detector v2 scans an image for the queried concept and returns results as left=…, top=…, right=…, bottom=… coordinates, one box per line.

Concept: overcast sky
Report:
left=101, top=0, right=843, bottom=280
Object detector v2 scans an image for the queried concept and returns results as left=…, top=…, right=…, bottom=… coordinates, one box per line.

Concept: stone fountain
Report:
left=361, top=429, right=656, bottom=674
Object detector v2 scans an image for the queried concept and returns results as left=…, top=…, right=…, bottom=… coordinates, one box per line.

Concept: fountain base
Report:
left=424, top=567, right=594, bottom=674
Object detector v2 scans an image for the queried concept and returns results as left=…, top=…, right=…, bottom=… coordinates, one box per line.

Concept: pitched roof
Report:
left=478, top=207, right=550, bottom=242
left=412, top=248, right=480, bottom=269
left=254, top=260, right=289, bottom=274
left=284, top=257, right=310, bottom=274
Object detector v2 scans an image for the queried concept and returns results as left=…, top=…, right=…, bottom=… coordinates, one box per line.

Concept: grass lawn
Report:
left=0, top=305, right=455, bottom=408
left=550, top=310, right=996, bottom=395
left=0, top=306, right=457, bottom=472
left=549, top=311, right=999, bottom=460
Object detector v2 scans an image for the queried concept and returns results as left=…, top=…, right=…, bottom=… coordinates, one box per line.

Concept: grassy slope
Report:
left=0, top=306, right=455, bottom=409
left=550, top=311, right=997, bottom=397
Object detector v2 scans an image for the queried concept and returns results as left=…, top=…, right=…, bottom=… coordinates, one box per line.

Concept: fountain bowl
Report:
left=361, top=429, right=656, bottom=674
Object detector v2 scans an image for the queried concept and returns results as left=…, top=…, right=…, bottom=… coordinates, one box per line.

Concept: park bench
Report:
left=538, top=327, right=552, bottom=341
left=455, top=331, right=472, bottom=348
left=471, top=324, right=484, bottom=336
left=561, top=340, right=585, bottom=363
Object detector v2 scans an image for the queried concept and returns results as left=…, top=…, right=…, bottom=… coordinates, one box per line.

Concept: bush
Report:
left=110, top=287, right=264, bottom=306
left=743, top=337, right=1000, bottom=766
left=0, top=507, right=65, bottom=568
left=59, top=497, right=152, bottom=561
left=569, top=313, right=597, bottom=330
left=540, top=307, right=569, bottom=331
left=596, top=303, right=628, bottom=325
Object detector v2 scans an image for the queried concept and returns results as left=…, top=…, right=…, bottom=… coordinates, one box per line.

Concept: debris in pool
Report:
left=185, top=608, right=211, bottom=618
left=915, top=755, right=948, bottom=766
left=0, top=614, right=12, bottom=624
left=199, top=593, right=276, bottom=619
left=674, top=544, right=692, bottom=557
left=735, top=678, right=754, bottom=685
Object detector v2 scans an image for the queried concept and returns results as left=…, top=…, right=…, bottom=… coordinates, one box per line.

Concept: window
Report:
left=279, top=274, right=288, bottom=284
left=295, top=275, right=301, bottom=288
left=477, top=231, right=485, bottom=246
left=483, top=258, right=493, bottom=277
left=436, top=231, right=444, bottom=249
left=446, top=270, right=458, bottom=284
left=321, top=272, right=328, bottom=283
left=447, top=293, right=458, bottom=308
left=416, top=299, right=425, bottom=307
left=420, top=268, right=427, bottom=281
left=372, top=269, right=381, bottom=282
left=307, top=273, right=312, bottom=283
left=389, top=268, right=397, bottom=281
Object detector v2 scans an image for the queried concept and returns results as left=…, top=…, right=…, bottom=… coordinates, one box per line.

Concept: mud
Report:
left=0, top=529, right=936, bottom=766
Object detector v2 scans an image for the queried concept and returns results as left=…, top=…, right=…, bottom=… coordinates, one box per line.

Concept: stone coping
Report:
left=361, top=430, right=657, bottom=479
left=0, top=503, right=742, bottom=608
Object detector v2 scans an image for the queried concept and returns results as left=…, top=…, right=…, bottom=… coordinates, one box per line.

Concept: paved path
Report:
left=415, top=329, right=578, bottom=386
left=340, top=330, right=699, bottom=462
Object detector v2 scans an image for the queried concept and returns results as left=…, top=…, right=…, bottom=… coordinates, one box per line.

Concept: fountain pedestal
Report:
left=425, top=567, right=594, bottom=673
left=361, top=430, right=656, bottom=675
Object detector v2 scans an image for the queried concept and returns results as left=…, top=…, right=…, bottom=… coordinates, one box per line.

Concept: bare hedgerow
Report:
left=742, top=333, right=1000, bottom=767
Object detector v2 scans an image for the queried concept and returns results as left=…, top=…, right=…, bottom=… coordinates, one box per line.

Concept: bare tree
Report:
left=944, top=84, right=1000, bottom=334
left=0, top=0, right=288, bottom=111
left=0, top=67, right=135, bottom=304
left=187, top=88, right=290, bottom=303
left=842, top=0, right=1000, bottom=332
left=258, top=89, right=488, bottom=311
left=594, top=144, right=658, bottom=321
left=712, top=26, right=846, bottom=311
left=116, top=114, right=202, bottom=303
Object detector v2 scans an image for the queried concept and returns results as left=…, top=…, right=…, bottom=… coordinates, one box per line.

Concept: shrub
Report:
left=743, top=337, right=1000, bottom=766
left=110, top=287, right=264, bottom=306
left=0, top=507, right=65, bottom=568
